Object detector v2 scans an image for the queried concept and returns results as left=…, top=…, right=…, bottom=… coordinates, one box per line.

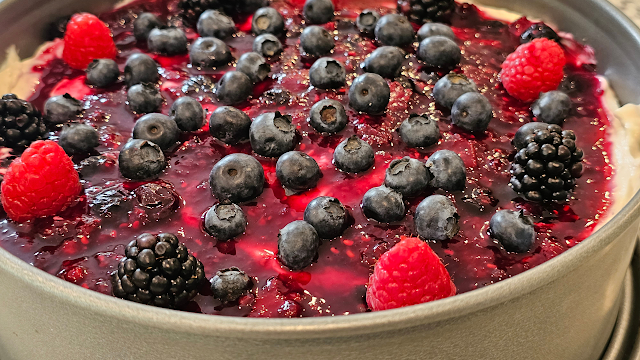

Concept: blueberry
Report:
left=249, top=111, right=297, bottom=157
left=216, top=71, right=253, bottom=105
left=309, top=57, right=346, bottom=89
left=417, top=36, right=461, bottom=69
left=451, top=92, right=493, bottom=132
left=489, top=209, right=536, bottom=253
left=118, top=139, right=166, bottom=180
left=333, top=135, right=374, bottom=173
left=86, top=59, right=120, bottom=88
left=414, top=194, right=459, bottom=241
left=308, top=99, right=348, bottom=134
left=361, top=185, right=405, bottom=223
left=124, top=53, right=159, bottom=87
left=433, top=73, right=477, bottom=108
left=363, top=46, right=404, bottom=79
left=348, top=73, right=390, bottom=114
left=169, top=97, right=204, bottom=131
left=253, top=34, right=283, bottom=57
left=132, top=113, right=180, bottom=150
left=58, top=123, right=99, bottom=155
left=374, top=14, right=414, bottom=47
left=147, top=27, right=188, bottom=55
left=209, top=106, right=252, bottom=144
left=210, top=267, right=253, bottom=302
left=304, top=196, right=349, bottom=239
left=197, top=10, right=236, bottom=39
left=190, top=37, right=233, bottom=68
left=276, top=151, right=321, bottom=192
left=252, top=7, right=285, bottom=36
left=356, top=9, right=380, bottom=36
left=384, top=157, right=430, bottom=197
left=133, top=12, right=163, bottom=42
left=236, top=52, right=271, bottom=83
left=531, top=91, right=571, bottom=125
left=520, top=23, right=560, bottom=44
left=127, top=84, right=164, bottom=114
left=512, top=122, right=549, bottom=149
left=300, top=26, right=335, bottom=57
left=303, top=0, right=334, bottom=24
left=425, top=149, right=466, bottom=191
left=277, top=220, right=320, bottom=270
left=44, top=93, right=83, bottom=124
left=209, top=153, right=265, bottom=202
left=399, top=114, right=440, bottom=148
left=204, top=203, right=247, bottom=241
left=417, top=23, right=456, bottom=41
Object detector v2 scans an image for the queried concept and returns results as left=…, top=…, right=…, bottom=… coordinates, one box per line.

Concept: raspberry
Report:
left=366, top=236, right=455, bottom=311
left=500, top=38, right=566, bottom=102
left=1, top=140, right=82, bottom=222
left=63, top=13, right=117, bottom=70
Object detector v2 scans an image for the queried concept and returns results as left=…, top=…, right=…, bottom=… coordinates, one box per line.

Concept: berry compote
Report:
left=0, top=0, right=615, bottom=317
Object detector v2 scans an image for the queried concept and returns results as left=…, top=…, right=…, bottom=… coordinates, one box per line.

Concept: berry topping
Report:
left=276, top=151, right=322, bottom=192
left=417, top=22, right=455, bottom=41
left=489, top=210, right=536, bottom=253
left=127, top=83, right=164, bottom=114
left=308, top=99, right=348, bottom=134
left=300, top=25, right=335, bottom=57
left=425, top=149, right=466, bottom=191
left=118, top=139, right=166, bottom=180
left=169, top=96, right=205, bottom=132
left=209, top=153, right=265, bottom=203
left=433, top=72, right=477, bottom=108
left=0, top=94, right=47, bottom=150
left=132, top=113, right=180, bottom=150
left=277, top=220, right=320, bottom=270
left=500, top=38, right=566, bottom=102
left=348, top=73, right=390, bottom=114
left=209, top=106, right=252, bottom=144
left=133, top=12, right=163, bottom=42
left=197, top=10, right=236, bottom=39
left=147, top=27, right=188, bottom=55
left=1, top=140, right=82, bottom=223
left=134, top=182, right=180, bottom=222
left=397, top=0, right=455, bottom=24
left=363, top=46, right=405, bottom=79
left=374, top=14, right=414, bottom=47
left=304, top=196, right=349, bottom=239
left=44, top=93, right=83, bottom=124
left=414, top=194, right=459, bottom=241
left=510, top=124, right=584, bottom=202
left=366, top=237, right=455, bottom=311
left=356, top=9, right=380, bottom=36
left=250, top=111, right=297, bottom=157
left=204, top=203, right=247, bottom=241
left=512, top=122, right=548, bottom=149
left=236, top=52, right=271, bottom=83
left=417, top=35, right=461, bottom=69
left=520, top=23, right=561, bottom=44
left=216, top=71, right=253, bottom=105
left=210, top=267, right=253, bottom=302
left=384, top=157, right=430, bottom=197
left=398, top=114, right=440, bottom=148
left=178, top=0, right=222, bottom=27
left=58, top=123, right=99, bottom=155
left=62, top=13, right=117, bottom=70
left=303, top=0, right=335, bottom=24
left=252, top=7, right=285, bottom=36
left=190, top=37, right=233, bottom=68
left=531, top=91, right=572, bottom=125
left=124, top=53, right=159, bottom=87
left=253, top=34, right=283, bottom=57
left=111, top=233, right=206, bottom=309
left=309, top=57, right=346, bottom=89
left=451, top=92, right=493, bottom=132
left=333, top=135, right=374, bottom=173
left=361, top=185, right=405, bottom=223
left=86, top=59, right=120, bottom=88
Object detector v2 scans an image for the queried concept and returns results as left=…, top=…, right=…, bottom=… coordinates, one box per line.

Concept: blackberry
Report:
left=397, top=0, right=455, bottom=24
left=178, top=0, right=221, bottom=27
left=0, top=94, right=47, bottom=151
left=510, top=124, right=584, bottom=202
left=111, top=233, right=206, bottom=309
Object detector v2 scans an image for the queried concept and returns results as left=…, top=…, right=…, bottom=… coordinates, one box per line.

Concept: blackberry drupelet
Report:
left=0, top=94, right=47, bottom=151
left=397, top=0, right=455, bottom=24
left=510, top=124, right=584, bottom=202
left=111, top=233, right=206, bottom=309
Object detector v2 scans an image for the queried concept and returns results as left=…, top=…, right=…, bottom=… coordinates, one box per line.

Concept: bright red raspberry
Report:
left=1, top=140, right=82, bottom=222
left=500, top=38, right=566, bottom=102
left=63, top=13, right=117, bottom=70
left=366, top=236, right=455, bottom=311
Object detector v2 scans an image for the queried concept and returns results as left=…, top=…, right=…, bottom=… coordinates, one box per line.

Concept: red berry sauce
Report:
left=0, top=0, right=614, bottom=317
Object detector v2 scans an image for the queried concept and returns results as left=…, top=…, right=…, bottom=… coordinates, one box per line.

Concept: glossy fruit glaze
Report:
left=0, top=0, right=614, bottom=317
